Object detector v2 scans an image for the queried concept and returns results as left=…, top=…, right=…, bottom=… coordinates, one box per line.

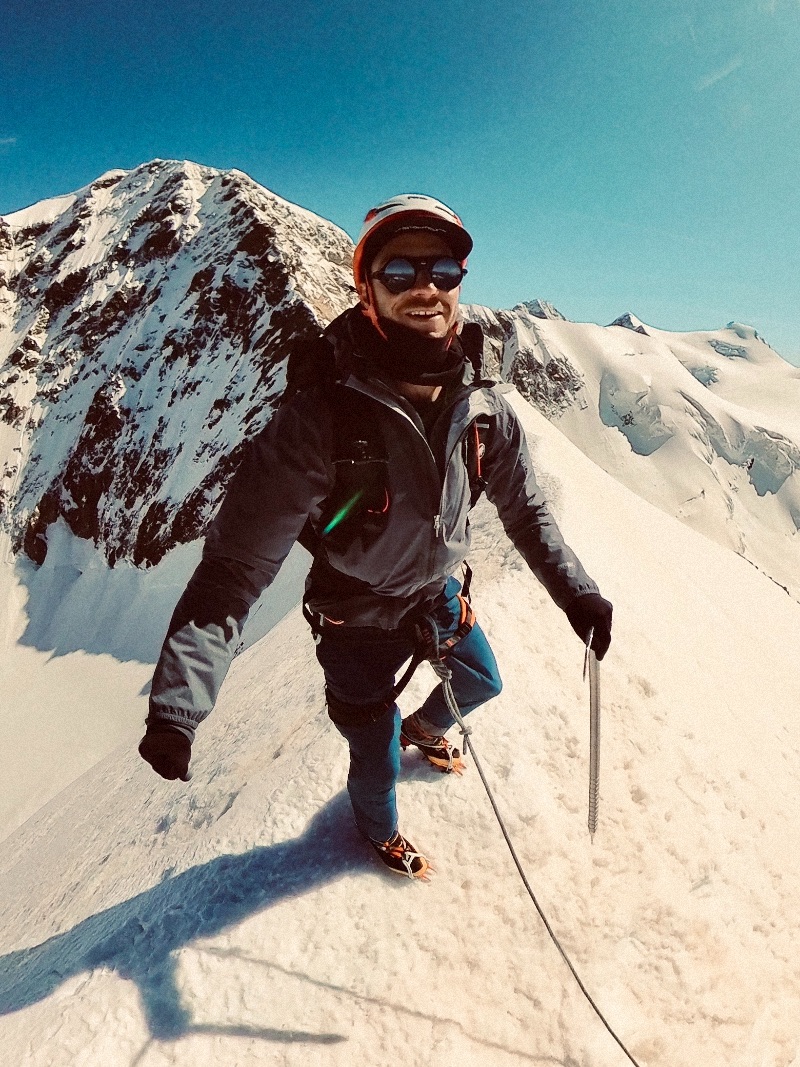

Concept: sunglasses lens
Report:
left=430, top=258, right=464, bottom=291
left=373, top=257, right=465, bottom=294
left=378, top=259, right=418, bottom=293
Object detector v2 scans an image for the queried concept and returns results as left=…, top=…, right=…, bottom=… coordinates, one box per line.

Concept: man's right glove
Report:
left=565, top=592, right=613, bottom=661
left=138, top=723, right=192, bottom=781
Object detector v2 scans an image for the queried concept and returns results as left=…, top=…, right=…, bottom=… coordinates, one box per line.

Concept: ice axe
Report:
left=583, top=628, right=600, bottom=841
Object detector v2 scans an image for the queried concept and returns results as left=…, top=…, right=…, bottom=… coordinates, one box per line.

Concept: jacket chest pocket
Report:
left=319, top=457, right=391, bottom=552
left=440, top=445, right=471, bottom=535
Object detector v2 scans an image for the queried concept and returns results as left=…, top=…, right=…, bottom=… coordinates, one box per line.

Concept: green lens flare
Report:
left=322, top=489, right=364, bottom=536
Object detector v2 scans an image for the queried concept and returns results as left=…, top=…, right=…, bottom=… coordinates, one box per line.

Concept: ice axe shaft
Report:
left=583, top=629, right=601, bottom=840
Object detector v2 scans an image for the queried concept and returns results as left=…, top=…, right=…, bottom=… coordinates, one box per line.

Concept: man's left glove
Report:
left=138, top=723, right=192, bottom=781
left=565, top=593, right=613, bottom=661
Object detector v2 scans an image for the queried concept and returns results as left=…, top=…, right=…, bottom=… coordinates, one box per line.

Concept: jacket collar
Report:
left=324, top=306, right=488, bottom=389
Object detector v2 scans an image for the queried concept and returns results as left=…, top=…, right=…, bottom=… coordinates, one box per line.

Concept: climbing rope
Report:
left=425, top=621, right=644, bottom=1067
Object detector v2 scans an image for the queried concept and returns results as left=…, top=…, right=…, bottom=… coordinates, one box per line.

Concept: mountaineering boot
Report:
left=369, top=830, right=432, bottom=880
left=400, top=711, right=466, bottom=775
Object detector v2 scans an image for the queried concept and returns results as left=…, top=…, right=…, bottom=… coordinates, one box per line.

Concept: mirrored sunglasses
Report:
left=371, top=256, right=467, bottom=295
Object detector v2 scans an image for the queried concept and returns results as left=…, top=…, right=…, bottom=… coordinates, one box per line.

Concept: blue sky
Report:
left=2, top=0, right=799, bottom=363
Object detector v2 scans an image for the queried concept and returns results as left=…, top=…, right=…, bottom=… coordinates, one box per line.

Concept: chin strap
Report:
left=360, top=284, right=389, bottom=340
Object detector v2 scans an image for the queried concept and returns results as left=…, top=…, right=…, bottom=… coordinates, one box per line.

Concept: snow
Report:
left=1, top=194, right=78, bottom=229
left=2, top=390, right=800, bottom=1066
left=0, top=523, right=311, bottom=840
left=482, top=309, right=800, bottom=599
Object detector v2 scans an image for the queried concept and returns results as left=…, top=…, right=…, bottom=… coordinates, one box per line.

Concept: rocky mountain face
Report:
left=2, top=160, right=799, bottom=601
left=0, top=160, right=355, bottom=567
left=463, top=301, right=585, bottom=418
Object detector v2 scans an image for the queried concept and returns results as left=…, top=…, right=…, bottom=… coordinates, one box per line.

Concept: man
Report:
left=139, top=194, right=612, bottom=880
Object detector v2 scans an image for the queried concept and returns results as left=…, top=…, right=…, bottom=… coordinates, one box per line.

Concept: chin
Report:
left=410, top=326, right=447, bottom=339
left=403, top=315, right=450, bottom=338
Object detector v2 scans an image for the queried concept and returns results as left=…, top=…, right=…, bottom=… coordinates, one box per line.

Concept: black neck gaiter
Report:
left=350, top=310, right=466, bottom=387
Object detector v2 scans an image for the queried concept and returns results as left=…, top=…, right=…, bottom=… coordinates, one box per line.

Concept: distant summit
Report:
left=608, top=312, right=649, bottom=335
left=512, top=298, right=567, bottom=321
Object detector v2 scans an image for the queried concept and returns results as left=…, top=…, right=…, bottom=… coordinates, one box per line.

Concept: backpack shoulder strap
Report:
left=460, top=321, right=492, bottom=383
left=283, top=332, right=338, bottom=405
left=326, top=381, right=386, bottom=464
left=296, top=382, right=388, bottom=558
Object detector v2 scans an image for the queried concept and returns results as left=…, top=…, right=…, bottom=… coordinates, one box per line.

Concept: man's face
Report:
left=360, top=231, right=461, bottom=339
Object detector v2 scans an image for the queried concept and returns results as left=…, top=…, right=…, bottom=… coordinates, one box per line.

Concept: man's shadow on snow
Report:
left=0, top=782, right=566, bottom=1065
left=0, top=792, right=362, bottom=1044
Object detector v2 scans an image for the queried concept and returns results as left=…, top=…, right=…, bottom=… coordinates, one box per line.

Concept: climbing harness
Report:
left=309, top=569, right=478, bottom=728
left=385, top=583, right=476, bottom=708
left=423, top=616, right=644, bottom=1067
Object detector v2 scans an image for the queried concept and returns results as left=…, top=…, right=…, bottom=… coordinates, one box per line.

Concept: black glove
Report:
left=565, top=593, right=613, bottom=661
left=138, top=724, right=192, bottom=781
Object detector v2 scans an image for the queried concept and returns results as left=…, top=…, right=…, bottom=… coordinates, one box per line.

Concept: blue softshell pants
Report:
left=315, top=576, right=503, bottom=842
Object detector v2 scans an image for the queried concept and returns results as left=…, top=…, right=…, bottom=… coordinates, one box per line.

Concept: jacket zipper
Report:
left=343, top=377, right=476, bottom=581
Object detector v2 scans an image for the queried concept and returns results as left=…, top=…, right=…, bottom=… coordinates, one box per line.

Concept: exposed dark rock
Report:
left=91, top=172, right=125, bottom=191
left=509, top=349, right=584, bottom=418
left=235, top=220, right=278, bottom=257
left=16, top=220, right=51, bottom=243
left=512, top=299, right=567, bottom=321
left=0, top=396, right=27, bottom=426
left=137, top=224, right=182, bottom=261
left=189, top=266, right=214, bottom=294
left=7, top=347, right=41, bottom=371
left=0, top=220, right=13, bottom=253
left=42, top=267, right=92, bottom=315
left=608, top=313, right=649, bottom=335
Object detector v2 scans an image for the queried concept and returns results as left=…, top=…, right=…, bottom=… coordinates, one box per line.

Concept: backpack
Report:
left=283, top=320, right=493, bottom=557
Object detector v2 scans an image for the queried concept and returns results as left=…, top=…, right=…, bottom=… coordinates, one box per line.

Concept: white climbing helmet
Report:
left=353, top=193, right=473, bottom=290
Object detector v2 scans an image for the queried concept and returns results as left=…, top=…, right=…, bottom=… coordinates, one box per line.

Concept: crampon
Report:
left=400, top=712, right=466, bottom=775
left=369, top=830, right=432, bottom=880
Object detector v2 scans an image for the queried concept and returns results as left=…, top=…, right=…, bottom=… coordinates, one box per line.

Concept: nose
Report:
left=408, top=266, right=438, bottom=294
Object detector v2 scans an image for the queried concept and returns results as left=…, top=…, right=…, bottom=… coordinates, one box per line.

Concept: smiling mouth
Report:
left=407, top=310, right=443, bottom=319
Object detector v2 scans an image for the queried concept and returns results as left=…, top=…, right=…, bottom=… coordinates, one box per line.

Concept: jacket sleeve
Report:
left=482, top=396, right=598, bottom=610
left=147, top=393, right=333, bottom=738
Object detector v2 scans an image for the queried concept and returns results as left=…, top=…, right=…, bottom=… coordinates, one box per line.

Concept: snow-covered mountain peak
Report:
left=511, top=298, right=567, bottom=321
left=607, top=311, right=650, bottom=334
left=465, top=303, right=800, bottom=599
left=0, top=159, right=355, bottom=568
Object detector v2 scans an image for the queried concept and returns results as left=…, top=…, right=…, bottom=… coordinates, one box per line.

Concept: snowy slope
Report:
left=1, top=394, right=799, bottom=1067
left=466, top=303, right=800, bottom=599
left=0, top=524, right=312, bottom=837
